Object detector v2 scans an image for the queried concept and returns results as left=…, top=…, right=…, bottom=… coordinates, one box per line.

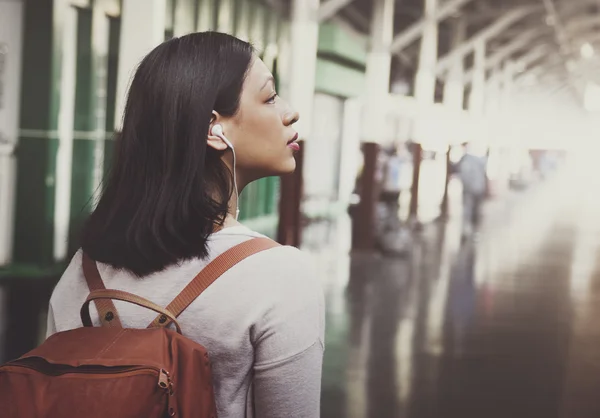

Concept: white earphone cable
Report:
left=230, top=146, right=240, bottom=220
left=212, top=124, right=240, bottom=220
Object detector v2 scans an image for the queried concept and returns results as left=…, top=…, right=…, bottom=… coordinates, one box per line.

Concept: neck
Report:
left=221, top=150, right=252, bottom=221
left=228, top=192, right=239, bottom=221
left=223, top=212, right=242, bottom=228
left=213, top=212, right=242, bottom=233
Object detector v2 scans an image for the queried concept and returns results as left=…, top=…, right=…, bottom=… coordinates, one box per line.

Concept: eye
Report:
left=266, top=93, right=278, bottom=104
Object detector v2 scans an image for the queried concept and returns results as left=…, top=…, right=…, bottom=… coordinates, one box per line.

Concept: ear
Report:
left=207, top=111, right=228, bottom=152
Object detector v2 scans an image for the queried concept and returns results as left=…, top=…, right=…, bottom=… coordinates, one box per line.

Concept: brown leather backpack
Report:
left=0, top=237, right=278, bottom=418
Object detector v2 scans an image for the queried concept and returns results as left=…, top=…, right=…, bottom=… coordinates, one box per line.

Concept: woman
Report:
left=46, top=32, right=325, bottom=417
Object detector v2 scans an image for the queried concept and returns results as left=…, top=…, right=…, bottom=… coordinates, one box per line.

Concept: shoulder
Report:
left=237, top=244, right=325, bottom=339
left=210, top=228, right=320, bottom=290
left=240, top=246, right=325, bottom=352
left=48, top=251, right=90, bottom=330
left=50, top=251, right=85, bottom=302
left=253, top=243, right=314, bottom=267
left=237, top=244, right=322, bottom=298
left=207, top=229, right=322, bottom=302
left=242, top=244, right=321, bottom=290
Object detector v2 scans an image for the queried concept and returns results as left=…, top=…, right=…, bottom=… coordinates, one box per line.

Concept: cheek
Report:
left=241, top=108, right=282, bottom=146
left=232, top=103, right=289, bottom=170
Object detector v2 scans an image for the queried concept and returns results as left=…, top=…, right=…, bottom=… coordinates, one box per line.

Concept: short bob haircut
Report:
left=81, top=32, right=254, bottom=277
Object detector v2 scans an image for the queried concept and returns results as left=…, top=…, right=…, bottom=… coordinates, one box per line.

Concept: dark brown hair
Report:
left=81, top=32, right=254, bottom=276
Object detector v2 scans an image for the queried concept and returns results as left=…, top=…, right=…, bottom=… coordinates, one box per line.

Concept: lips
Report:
left=287, top=133, right=300, bottom=151
left=287, top=133, right=299, bottom=145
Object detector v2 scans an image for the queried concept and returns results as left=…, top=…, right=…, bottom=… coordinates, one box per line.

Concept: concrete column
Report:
left=0, top=0, right=24, bottom=265
left=53, top=5, right=77, bottom=261
left=276, top=21, right=292, bottom=98
left=277, top=0, right=319, bottom=247
left=262, top=11, right=279, bottom=71
left=497, top=60, right=516, bottom=146
left=174, top=0, right=196, bottom=36
left=114, top=0, right=165, bottom=129
left=90, top=5, right=111, bottom=198
left=468, top=40, right=486, bottom=115
left=196, top=0, right=216, bottom=31
left=484, top=69, right=502, bottom=167
left=361, top=0, right=394, bottom=141
left=410, top=0, right=438, bottom=220
left=250, top=3, right=266, bottom=52
left=235, top=0, right=252, bottom=41
left=217, top=0, right=235, bottom=34
left=440, top=17, right=466, bottom=219
left=443, top=18, right=466, bottom=111
left=485, top=69, right=502, bottom=116
left=414, top=0, right=438, bottom=108
left=287, top=0, right=319, bottom=139
left=501, top=60, right=516, bottom=113
left=352, top=0, right=394, bottom=251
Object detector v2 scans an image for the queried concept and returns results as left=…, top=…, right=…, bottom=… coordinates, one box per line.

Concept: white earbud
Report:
left=211, top=124, right=239, bottom=220
left=211, top=124, right=234, bottom=149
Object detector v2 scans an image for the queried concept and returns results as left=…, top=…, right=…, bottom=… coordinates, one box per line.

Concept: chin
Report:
left=279, top=157, right=297, bottom=174
left=250, top=157, right=297, bottom=179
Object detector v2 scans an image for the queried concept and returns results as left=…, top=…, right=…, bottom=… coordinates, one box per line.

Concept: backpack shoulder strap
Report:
left=148, top=237, right=280, bottom=329
left=81, top=252, right=123, bottom=328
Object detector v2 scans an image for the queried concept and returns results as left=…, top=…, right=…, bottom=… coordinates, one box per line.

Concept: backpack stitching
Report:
left=94, top=328, right=127, bottom=359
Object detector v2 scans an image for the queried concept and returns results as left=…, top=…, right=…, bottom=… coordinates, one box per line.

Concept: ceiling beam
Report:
left=462, top=28, right=551, bottom=83
left=343, top=4, right=370, bottom=32
left=542, top=0, right=582, bottom=97
left=570, top=31, right=600, bottom=45
left=462, top=0, right=597, bottom=30
left=515, top=53, right=565, bottom=82
left=518, top=44, right=555, bottom=69
left=564, top=14, right=600, bottom=34
left=436, top=6, right=542, bottom=76
left=463, top=5, right=546, bottom=26
left=318, top=0, right=356, bottom=22
left=557, top=0, right=600, bottom=20
left=263, top=0, right=286, bottom=17
left=389, top=0, right=476, bottom=54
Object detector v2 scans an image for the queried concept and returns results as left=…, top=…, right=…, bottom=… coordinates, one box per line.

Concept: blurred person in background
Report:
left=45, top=32, right=324, bottom=418
left=381, top=145, right=404, bottom=219
left=458, top=141, right=488, bottom=240
left=377, top=144, right=412, bottom=255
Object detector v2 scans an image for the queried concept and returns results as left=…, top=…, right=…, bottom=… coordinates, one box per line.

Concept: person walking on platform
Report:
left=458, top=142, right=488, bottom=240
left=378, top=145, right=411, bottom=254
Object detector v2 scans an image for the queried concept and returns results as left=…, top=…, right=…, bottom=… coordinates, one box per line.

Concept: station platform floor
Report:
left=306, top=164, right=600, bottom=418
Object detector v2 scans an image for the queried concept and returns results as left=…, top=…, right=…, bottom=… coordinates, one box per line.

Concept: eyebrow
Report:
left=260, top=76, right=275, bottom=91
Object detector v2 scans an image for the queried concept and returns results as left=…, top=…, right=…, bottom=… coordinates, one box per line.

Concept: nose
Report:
left=284, top=109, right=300, bottom=126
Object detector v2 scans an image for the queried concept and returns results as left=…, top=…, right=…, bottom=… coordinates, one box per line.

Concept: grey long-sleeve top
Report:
left=46, top=225, right=325, bottom=418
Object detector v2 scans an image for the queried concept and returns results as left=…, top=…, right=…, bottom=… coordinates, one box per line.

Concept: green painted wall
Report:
left=318, top=23, right=367, bottom=66
left=11, top=0, right=291, bottom=265
left=13, top=0, right=60, bottom=265
left=68, top=7, right=96, bottom=254
left=315, top=58, right=365, bottom=98
left=103, top=16, right=121, bottom=181
left=314, top=23, right=367, bottom=98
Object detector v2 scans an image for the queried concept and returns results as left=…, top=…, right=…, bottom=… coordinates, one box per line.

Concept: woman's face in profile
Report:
left=220, top=57, right=300, bottom=179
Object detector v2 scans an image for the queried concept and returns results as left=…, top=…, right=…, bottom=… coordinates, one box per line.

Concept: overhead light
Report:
left=581, top=42, right=595, bottom=59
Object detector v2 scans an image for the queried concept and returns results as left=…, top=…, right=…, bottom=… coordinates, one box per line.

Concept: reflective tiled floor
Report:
left=309, top=163, right=600, bottom=418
